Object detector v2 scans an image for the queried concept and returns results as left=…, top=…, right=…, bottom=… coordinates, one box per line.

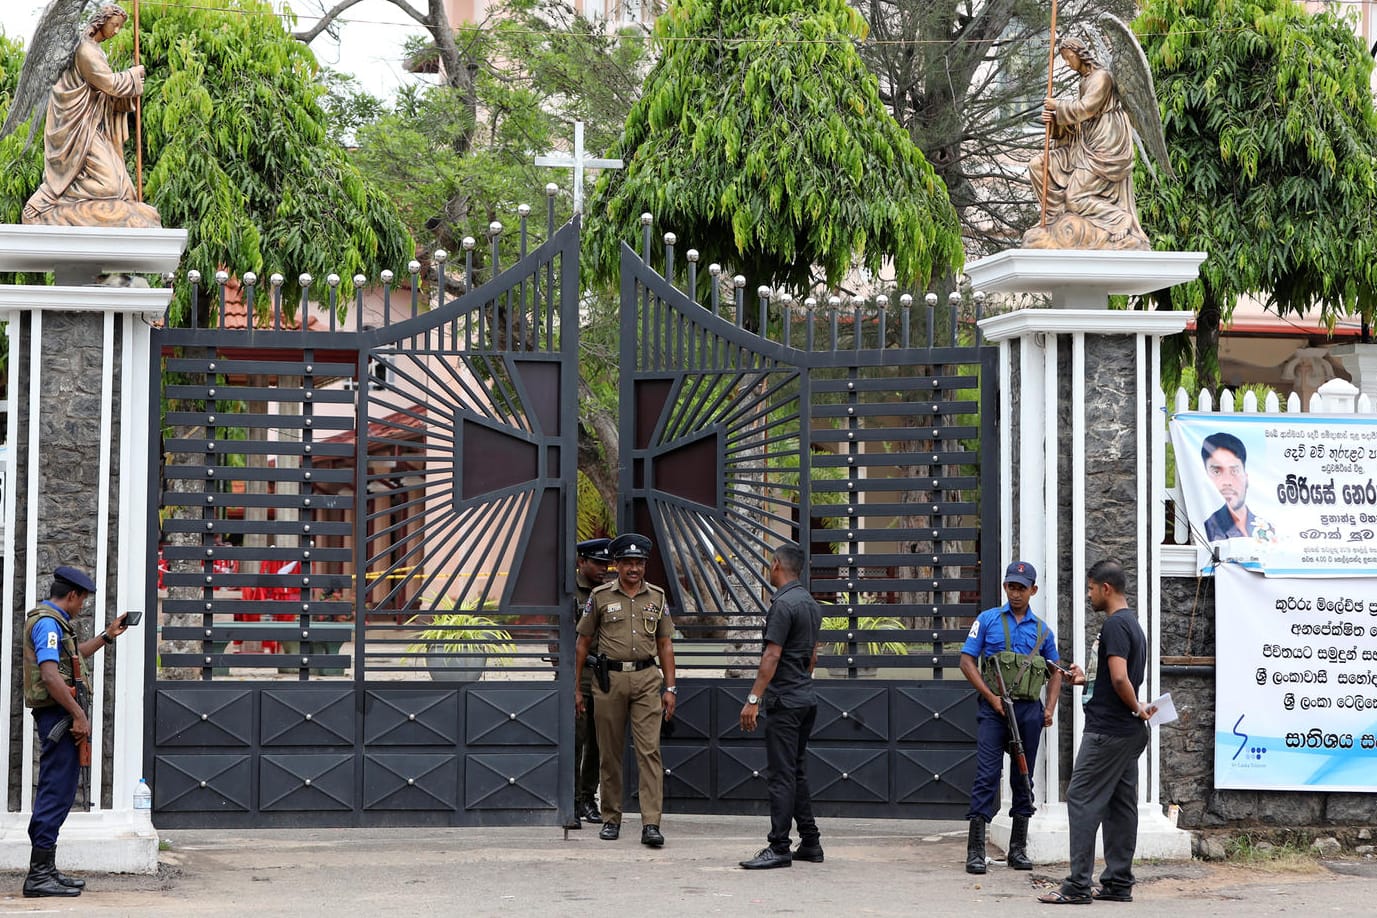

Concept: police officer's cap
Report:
left=577, top=537, right=612, bottom=561
left=609, top=533, right=653, bottom=560
left=53, top=565, right=98, bottom=594
left=1003, top=560, right=1036, bottom=588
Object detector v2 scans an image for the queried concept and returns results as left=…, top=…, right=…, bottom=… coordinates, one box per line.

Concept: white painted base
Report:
left=0, top=810, right=159, bottom=874
left=966, top=248, right=1207, bottom=309
left=990, top=803, right=1192, bottom=866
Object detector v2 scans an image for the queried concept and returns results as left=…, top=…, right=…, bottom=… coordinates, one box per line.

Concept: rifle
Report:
left=991, top=665, right=1036, bottom=811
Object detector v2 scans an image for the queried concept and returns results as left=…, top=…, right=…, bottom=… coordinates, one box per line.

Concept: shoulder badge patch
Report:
left=966, top=620, right=980, bottom=640
left=46, top=631, right=59, bottom=649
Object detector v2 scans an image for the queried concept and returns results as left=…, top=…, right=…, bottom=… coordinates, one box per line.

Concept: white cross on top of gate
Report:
left=533, top=121, right=623, bottom=215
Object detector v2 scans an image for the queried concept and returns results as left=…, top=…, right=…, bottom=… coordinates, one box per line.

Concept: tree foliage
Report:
left=348, top=0, right=648, bottom=265
left=585, top=0, right=963, bottom=291
left=1135, top=0, right=1377, bottom=388
left=0, top=0, right=412, bottom=323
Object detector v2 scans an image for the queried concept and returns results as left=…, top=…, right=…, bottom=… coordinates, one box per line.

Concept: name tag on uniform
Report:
left=606, top=602, right=622, bottom=612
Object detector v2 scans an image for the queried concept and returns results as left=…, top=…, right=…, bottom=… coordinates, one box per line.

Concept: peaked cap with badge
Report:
left=608, top=533, right=652, bottom=560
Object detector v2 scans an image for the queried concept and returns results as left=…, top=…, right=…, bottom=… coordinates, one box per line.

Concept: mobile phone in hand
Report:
left=124, top=610, right=143, bottom=627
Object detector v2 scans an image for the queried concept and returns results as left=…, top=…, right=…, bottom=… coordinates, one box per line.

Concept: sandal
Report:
left=1038, top=891, right=1093, bottom=905
left=1093, top=887, right=1133, bottom=902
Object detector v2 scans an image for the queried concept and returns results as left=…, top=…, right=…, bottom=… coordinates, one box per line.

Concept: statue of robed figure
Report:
left=1023, top=13, right=1174, bottom=250
left=1, top=1, right=160, bottom=228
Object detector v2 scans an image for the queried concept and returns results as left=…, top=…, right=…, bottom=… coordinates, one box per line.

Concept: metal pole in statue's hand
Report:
left=1040, top=0, right=1059, bottom=228
left=134, top=0, right=143, bottom=204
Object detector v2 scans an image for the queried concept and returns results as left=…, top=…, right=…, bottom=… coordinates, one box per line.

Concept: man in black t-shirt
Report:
left=737, top=543, right=824, bottom=870
left=1039, top=559, right=1156, bottom=905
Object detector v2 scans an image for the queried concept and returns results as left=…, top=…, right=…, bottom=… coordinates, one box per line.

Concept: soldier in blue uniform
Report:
left=21, top=566, right=130, bottom=898
left=959, top=561, right=1062, bottom=875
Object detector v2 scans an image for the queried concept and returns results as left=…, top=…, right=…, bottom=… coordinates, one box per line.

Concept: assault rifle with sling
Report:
left=48, top=654, right=93, bottom=807
left=991, top=664, right=1035, bottom=811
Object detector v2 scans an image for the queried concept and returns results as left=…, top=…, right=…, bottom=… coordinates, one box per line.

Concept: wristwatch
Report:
left=663, top=685, right=677, bottom=695
left=101, top=633, right=114, bottom=645
left=746, top=693, right=760, bottom=705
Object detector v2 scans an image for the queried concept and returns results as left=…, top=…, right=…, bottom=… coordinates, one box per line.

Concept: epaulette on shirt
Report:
left=590, top=581, right=618, bottom=596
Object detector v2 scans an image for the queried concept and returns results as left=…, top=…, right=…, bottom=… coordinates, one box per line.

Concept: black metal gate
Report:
left=146, top=209, right=580, bottom=828
left=619, top=230, right=998, bottom=818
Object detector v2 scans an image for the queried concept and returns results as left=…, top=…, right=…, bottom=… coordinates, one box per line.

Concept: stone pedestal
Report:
left=0, top=224, right=185, bottom=874
left=969, top=249, right=1202, bottom=865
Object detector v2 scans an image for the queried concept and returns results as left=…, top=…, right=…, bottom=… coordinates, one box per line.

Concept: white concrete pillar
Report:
left=0, top=226, right=185, bottom=873
left=967, top=249, right=1202, bottom=864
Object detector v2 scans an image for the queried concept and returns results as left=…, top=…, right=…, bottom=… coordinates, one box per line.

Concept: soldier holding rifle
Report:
left=959, top=561, right=1063, bottom=875
left=20, top=566, right=131, bottom=898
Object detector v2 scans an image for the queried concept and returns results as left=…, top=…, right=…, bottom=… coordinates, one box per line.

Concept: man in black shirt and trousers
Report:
left=1039, top=559, right=1156, bottom=905
left=737, top=542, right=824, bottom=869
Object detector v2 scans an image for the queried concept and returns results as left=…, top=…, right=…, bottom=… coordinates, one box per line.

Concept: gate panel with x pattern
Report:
left=618, top=232, right=995, bottom=818
left=147, top=208, right=580, bottom=828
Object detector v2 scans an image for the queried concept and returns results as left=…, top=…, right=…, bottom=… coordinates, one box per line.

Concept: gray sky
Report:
left=0, top=1, right=420, bottom=100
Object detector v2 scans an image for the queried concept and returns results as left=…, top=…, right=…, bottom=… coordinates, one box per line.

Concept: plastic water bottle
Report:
left=133, top=778, right=152, bottom=812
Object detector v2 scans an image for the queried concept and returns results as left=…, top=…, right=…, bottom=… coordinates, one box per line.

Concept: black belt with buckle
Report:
left=607, top=659, right=654, bottom=672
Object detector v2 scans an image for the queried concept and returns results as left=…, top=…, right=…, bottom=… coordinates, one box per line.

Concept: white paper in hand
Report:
left=1147, top=692, right=1177, bottom=726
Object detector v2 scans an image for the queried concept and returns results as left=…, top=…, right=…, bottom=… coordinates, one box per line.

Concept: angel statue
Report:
left=1022, top=15, right=1174, bottom=250
left=0, top=2, right=160, bottom=228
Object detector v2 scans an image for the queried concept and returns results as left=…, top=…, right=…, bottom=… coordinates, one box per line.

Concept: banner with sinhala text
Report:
left=1171, top=413, right=1377, bottom=576
left=1214, top=564, right=1377, bottom=792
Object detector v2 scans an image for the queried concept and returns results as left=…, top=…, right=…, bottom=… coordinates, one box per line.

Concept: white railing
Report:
left=1162, top=378, right=1374, bottom=562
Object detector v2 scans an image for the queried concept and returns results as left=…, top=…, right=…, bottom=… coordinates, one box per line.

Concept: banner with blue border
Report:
left=1171, top=413, right=1377, bottom=577
left=1214, top=563, right=1377, bottom=792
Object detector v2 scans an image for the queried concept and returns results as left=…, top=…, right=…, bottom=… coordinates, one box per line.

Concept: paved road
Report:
left=2, top=815, right=1374, bottom=916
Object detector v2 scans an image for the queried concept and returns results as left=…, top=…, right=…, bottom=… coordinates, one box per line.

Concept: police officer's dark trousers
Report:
left=26, top=705, right=82, bottom=897
left=967, top=697, right=1044, bottom=821
left=764, top=703, right=820, bottom=853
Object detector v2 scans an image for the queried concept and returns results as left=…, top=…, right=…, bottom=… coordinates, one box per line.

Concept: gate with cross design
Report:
left=146, top=207, right=581, bottom=828
left=615, top=227, right=998, bottom=818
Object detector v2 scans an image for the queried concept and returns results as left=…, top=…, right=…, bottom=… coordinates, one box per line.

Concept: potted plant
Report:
left=820, top=614, right=909, bottom=677
left=406, top=596, right=516, bottom=682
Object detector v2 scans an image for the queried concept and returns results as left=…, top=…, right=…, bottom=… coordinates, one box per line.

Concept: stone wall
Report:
left=1159, top=573, right=1375, bottom=834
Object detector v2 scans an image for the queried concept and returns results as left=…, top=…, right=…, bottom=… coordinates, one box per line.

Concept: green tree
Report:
left=1135, top=0, right=1377, bottom=389
left=0, top=0, right=412, bottom=323
left=585, top=0, right=963, bottom=292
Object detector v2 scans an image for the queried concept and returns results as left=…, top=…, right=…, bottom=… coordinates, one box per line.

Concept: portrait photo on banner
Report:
left=1171, top=413, right=1377, bottom=577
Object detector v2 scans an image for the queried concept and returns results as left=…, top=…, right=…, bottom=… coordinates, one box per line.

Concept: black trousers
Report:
left=764, top=703, right=819, bottom=852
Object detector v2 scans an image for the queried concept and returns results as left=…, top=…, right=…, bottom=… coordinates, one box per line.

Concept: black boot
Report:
left=52, top=847, right=86, bottom=889
left=1008, top=815, right=1033, bottom=870
left=965, top=818, right=987, bottom=875
left=23, top=846, right=81, bottom=898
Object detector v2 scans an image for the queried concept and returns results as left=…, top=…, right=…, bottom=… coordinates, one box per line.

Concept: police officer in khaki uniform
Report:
left=572, top=537, right=611, bottom=824
left=574, top=533, right=676, bottom=846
